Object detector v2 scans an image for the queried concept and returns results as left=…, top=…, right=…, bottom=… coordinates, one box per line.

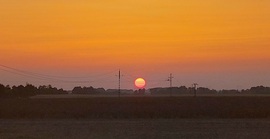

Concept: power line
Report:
left=0, top=64, right=117, bottom=79
left=0, top=64, right=117, bottom=84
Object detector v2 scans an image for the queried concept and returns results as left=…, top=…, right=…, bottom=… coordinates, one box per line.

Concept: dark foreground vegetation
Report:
left=1, top=96, right=270, bottom=119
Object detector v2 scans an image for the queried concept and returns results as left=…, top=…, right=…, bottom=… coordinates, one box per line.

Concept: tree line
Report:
left=0, top=84, right=67, bottom=98
left=1, top=83, right=270, bottom=98
left=150, top=86, right=270, bottom=95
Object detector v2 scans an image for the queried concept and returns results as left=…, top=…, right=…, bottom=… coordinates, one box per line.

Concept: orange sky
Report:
left=0, top=0, right=270, bottom=89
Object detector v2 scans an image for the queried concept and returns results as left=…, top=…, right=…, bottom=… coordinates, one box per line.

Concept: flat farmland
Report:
left=1, top=96, right=270, bottom=119
left=1, top=96, right=270, bottom=139
left=1, top=119, right=270, bottom=139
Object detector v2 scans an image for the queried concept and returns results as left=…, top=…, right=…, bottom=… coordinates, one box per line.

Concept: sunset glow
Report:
left=135, top=78, right=146, bottom=89
left=0, top=0, right=270, bottom=89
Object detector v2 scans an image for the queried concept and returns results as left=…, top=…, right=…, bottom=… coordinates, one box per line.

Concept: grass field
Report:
left=1, top=96, right=270, bottom=138
left=1, top=119, right=270, bottom=139
left=1, top=96, right=270, bottom=119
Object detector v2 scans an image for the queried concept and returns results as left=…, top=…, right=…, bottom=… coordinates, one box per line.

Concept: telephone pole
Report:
left=168, top=73, right=173, bottom=97
left=118, top=70, right=121, bottom=98
left=192, top=83, right=198, bottom=97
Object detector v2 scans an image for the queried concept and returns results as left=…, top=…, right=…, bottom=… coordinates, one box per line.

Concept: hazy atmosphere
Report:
left=1, top=0, right=270, bottom=90
left=1, top=1, right=270, bottom=139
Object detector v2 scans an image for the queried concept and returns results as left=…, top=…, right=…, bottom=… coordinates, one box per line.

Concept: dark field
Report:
left=1, top=119, right=270, bottom=139
left=1, top=96, right=270, bottom=138
left=1, top=96, right=270, bottom=119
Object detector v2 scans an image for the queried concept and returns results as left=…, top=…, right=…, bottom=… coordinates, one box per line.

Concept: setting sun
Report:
left=135, top=78, right=146, bottom=89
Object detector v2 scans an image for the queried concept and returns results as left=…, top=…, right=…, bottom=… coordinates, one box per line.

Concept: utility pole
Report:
left=118, top=70, right=121, bottom=98
left=192, top=83, right=198, bottom=97
left=168, top=73, right=173, bottom=97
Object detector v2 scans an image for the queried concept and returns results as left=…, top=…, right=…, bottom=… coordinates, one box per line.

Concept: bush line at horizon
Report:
left=0, top=83, right=270, bottom=98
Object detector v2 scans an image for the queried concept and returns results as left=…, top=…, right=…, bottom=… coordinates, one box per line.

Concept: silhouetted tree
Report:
left=197, top=87, right=217, bottom=94
left=72, top=86, right=100, bottom=94
left=179, top=86, right=189, bottom=93
left=219, top=89, right=240, bottom=94
left=134, top=88, right=145, bottom=95
left=72, top=86, right=83, bottom=94
left=25, top=84, right=38, bottom=96
left=0, top=84, right=11, bottom=98
left=150, top=86, right=190, bottom=94
left=250, top=86, right=270, bottom=94
left=38, top=85, right=68, bottom=94
left=12, top=84, right=37, bottom=98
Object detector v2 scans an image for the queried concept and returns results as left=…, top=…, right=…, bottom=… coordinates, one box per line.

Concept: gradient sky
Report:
left=0, top=0, right=270, bottom=90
